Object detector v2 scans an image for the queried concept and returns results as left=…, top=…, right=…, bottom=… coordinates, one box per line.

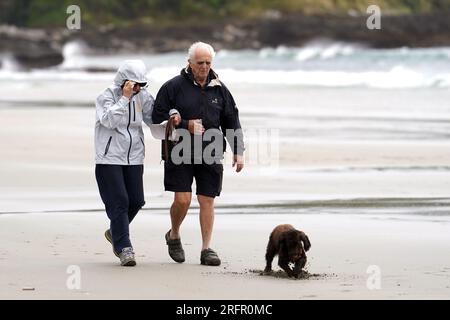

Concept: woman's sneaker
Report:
left=119, top=247, right=136, bottom=266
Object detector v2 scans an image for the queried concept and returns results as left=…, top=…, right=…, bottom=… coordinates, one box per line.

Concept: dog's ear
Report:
left=298, top=231, right=311, bottom=252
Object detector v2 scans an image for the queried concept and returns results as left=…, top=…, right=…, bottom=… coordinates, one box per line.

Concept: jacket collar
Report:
left=182, top=67, right=222, bottom=88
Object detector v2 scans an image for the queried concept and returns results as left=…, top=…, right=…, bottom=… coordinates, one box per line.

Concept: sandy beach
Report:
left=1, top=94, right=450, bottom=299
left=3, top=0, right=450, bottom=306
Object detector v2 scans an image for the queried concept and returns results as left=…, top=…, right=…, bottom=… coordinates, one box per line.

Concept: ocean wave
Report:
left=2, top=40, right=450, bottom=89
left=261, top=42, right=362, bottom=61
left=216, top=42, right=362, bottom=62
left=149, top=66, right=450, bottom=89
left=0, top=69, right=114, bottom=81
left=1, top=65, right=449, bottom=89
left=216, top=42, right=450, bottom=65
left=0, top=53, right=22, bottom=72
left=56, top=40, right=450, bottom=71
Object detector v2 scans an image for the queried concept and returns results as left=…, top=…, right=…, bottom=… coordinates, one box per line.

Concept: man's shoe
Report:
left=200, top=248, right=221, bottom=266
left=119, top=247, right=136, bottom=267
left=104, top=229, right=119, bottom=257
left=165, top=230, right=185, bottom=263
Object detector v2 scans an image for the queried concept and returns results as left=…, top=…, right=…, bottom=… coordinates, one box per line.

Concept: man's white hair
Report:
left=188, top=42, right=216, bottom=61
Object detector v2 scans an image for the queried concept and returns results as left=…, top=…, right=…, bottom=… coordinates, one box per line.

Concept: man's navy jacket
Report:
left=152, top=67, right=245, bottom=161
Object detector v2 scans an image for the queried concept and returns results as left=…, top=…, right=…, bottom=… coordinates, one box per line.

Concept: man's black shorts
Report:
left=164, top=160, right=223, bottom=197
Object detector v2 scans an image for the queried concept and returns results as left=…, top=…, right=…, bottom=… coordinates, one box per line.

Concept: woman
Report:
left=94, top=60, right=153, bottom=266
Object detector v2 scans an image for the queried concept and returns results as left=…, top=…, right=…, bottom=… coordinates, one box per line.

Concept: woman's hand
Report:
left=122, top=80, right=135, bottom=99
left=170, top=114, right=181, bottom=126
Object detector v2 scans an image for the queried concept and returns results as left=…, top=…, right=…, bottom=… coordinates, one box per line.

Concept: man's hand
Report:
left=170, top=114, right=181, bottom=126
left=188, top=119, right=205, bottom=135
left=122, top=80, right=135, bottom=99
left=232, top=154, right=244, bottom=172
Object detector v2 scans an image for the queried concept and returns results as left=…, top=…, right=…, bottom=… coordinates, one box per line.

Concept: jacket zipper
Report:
left=127, top=101, right=132, bottom=164
left=104, top=136, right=112, bottom=156
left=133, top=101, right=136, bottom=122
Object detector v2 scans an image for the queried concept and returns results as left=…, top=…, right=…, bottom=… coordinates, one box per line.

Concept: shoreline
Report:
left=2, top=196, right=450, bottom=215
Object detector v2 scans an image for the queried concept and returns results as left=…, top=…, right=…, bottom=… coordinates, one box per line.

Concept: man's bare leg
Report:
left=197, top=195, right=215, bottom=250
left=169, top=192, right=191, bottom=239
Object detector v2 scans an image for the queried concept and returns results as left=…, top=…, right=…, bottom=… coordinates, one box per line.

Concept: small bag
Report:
left=162, top=117, right=176, bottom=162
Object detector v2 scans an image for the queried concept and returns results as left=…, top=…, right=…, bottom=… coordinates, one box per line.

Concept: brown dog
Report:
left=264, top=224, right=311, bottom=278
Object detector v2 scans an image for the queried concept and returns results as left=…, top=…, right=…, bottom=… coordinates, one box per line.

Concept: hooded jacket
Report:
left=95, top=60, right=154, bottom=165
left=152, top=67, right=244, bottom=161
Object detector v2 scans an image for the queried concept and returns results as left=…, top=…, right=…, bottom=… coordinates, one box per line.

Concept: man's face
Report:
left=189, top=48, right=212, bottom=83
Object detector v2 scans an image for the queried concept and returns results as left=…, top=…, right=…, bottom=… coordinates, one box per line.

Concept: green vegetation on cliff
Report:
left=1, top=0, right=449, bottom=28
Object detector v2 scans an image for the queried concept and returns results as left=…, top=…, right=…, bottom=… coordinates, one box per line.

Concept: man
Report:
left=95, top=60, right=154, bottom=266
left=152, top=42, right=244, bottom=266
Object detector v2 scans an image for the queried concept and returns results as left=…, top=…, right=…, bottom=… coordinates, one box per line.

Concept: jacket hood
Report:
left=113, top=60, right=148, bottom=86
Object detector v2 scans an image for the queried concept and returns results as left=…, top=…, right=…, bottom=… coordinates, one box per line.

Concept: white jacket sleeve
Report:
left=96, top=90, right=129, bottom=130
left=142, top=92, right=154, bottom=127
